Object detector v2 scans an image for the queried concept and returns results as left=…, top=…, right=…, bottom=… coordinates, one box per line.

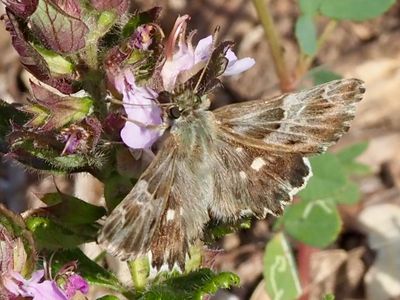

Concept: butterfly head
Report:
left=159, top=88, right=210, bottom=121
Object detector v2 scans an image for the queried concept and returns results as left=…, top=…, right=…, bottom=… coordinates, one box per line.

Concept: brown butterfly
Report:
left=98, top=78, right=365, bottom=268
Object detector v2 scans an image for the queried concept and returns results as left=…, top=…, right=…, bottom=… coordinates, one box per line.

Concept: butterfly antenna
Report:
left=193, top=26, right=220, bottom=94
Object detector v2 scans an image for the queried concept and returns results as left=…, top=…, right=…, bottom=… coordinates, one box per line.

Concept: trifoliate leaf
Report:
left=298, top=153, right=347, bottom=201
left=331, top=181, right=361, bottom=205
left=336, top=142, right=371, bottom=176
left=283, top=199, right=342, bottom=247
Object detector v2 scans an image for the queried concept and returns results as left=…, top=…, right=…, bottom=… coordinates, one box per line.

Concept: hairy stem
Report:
left=252, top=0, right=294, bottom=92
left=128, top=257, right=150, bottom=291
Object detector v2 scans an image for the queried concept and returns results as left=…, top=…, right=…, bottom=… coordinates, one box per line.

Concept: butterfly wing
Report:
left=208, top=130, right=311, bottom=219
left=208, top=79, right=364, bottom=219
left=99, top=135, right=211, bottom=268
left=214, top=79, right=365, bottom=154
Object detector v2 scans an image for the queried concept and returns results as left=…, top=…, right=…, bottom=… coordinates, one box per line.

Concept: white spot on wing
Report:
left=166, top=209, right=175, bottom=221
left=239, top=171, right=247, bottom=179
left=251, top=157, right=266, bottom=171
left=288, top=157, right=313, bottom=198
left=235, top=147, right=244, bottom=153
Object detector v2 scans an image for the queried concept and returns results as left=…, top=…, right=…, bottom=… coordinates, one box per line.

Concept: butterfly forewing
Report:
left=99, top=78, right=364, bottom=267
left=214, top=79, right=365, bottom=154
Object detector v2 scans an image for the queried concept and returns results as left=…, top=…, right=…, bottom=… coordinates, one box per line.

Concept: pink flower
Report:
left=161, top=15, right=255, bottom=91
left=114, top=69, right=163, bottom=149
left=63, top=274, right=89, bottom=299
left=2, top=270, right=67, bottom=300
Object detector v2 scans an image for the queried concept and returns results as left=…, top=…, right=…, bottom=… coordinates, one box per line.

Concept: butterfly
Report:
left=98, top=78, right=365, bottom=269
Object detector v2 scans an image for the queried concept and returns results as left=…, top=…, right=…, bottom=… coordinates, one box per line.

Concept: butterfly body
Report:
left=99, top=79, right=365, bottom=268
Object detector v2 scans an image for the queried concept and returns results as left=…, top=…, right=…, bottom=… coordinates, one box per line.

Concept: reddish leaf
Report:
left=51, top=0, right=81, bottom=18
left=30, top=0, right=89, bottom=53
left=24, top=81, right=93, bottom=131
left=2, top=0, right=38, bottom=18
left=90, top=0, right=129, bottom=15
left=3, top=10, right=75, bottom=93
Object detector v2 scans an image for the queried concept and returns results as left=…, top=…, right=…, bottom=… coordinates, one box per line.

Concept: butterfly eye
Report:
left=168, top=106, right=181, bottom=119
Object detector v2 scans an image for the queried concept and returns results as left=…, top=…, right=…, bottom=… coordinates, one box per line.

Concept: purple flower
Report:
left=2, top=270, right=68, bottom=300
left=115, top=69, right=163, bottom=149
left=161, top=15, right=255, bottom=91
left=63, top=274, right=89, bottom=299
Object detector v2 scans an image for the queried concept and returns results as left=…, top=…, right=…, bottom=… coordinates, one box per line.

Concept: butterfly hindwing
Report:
left=208, top=128, right=311, bottom=220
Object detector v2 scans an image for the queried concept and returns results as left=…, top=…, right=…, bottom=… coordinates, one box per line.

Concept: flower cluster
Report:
left=0, top=207, right=88, bottom=300
left=1, top=0, right=254, bottom=173
left=118, top=15, right=255, bottom=149
left=0, top=1, right=256, bottom=298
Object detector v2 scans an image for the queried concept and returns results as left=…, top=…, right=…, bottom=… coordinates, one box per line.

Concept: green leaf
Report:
left=299, top=0, right=324, bottom=15
left=32, top=44, right=75, bottom=75
left=283, top=199, right=342, bottom=247
left=25, top=216, right=97, bottom=250
left=309, top=69, right=342, bottom=85
left=323, top=294, right=335, bottom=300
left=320, top=0, right=395, bottom=21
left=331, top=181, right=361, bottom=205
left=139, top=269, right=240, bottom=300
left=52, top=248, right=124, bottom=291
left=97, top=296, right=120, bottom=300
left=336, top=142, right=371, bottom=176
left=41, top=192, right=106, bottom=225
left=264, top=233, right=301, bottom=300
left=337, top=142, right=368, bottom=162
left=337, top=142, right=371, bottom=175
left=295, top=15, right=318, bottom=55
left=0, top=100, right=28, bottom=152
left=298, top=153, right=347, bottom=201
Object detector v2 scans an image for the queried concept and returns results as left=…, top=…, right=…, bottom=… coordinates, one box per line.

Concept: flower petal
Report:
left=115, top=69, right=163, bottom=149
left=64, top=274, right=89, bottom=298
left=26, top=280, right=67, bottom=300
left=161, top=54, right=194, bottom=91
left=194, top=35, right=213, bottom=64
left=29, top=270, right=45, bottom=283
left=223, top=49, right=255, bottom=76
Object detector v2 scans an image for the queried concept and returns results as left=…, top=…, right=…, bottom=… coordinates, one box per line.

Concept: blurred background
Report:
left=1, top=0, right=400, bottom=299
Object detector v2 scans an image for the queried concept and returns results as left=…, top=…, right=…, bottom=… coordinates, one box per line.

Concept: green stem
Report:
left=252, top=0, right=293, bottom=92
left=127, top=257, right=150, bottom=292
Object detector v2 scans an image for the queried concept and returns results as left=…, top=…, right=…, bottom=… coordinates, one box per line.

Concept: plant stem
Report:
left=252, top=0, right=294, bottom=92
left=296, top=20, right=337, bottom=79
left=127, top=258, right=150, bottom=292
